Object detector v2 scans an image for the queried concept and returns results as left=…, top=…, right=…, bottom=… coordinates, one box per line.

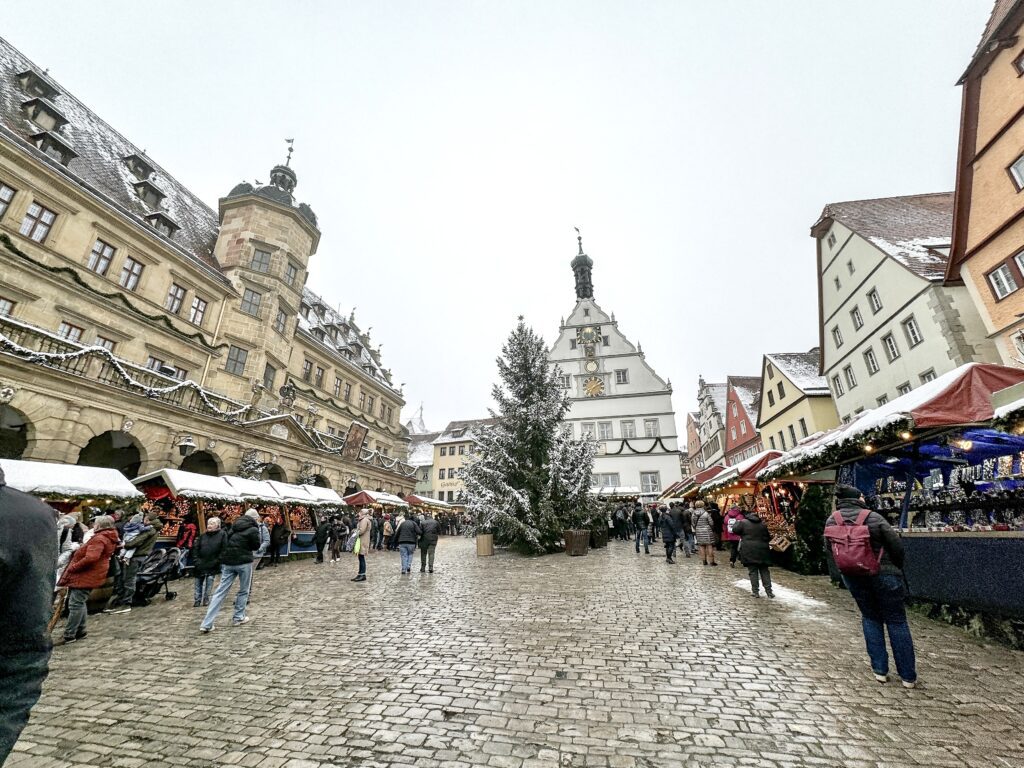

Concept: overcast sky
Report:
left=5, top=0, right=992, bottom=432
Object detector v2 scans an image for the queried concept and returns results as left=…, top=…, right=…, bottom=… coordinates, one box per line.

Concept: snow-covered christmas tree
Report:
left=463, top=318, right=596, bottom=554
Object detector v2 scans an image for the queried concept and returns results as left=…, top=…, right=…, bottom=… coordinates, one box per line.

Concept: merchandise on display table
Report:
left=873, top=483, right=1024, bottom=532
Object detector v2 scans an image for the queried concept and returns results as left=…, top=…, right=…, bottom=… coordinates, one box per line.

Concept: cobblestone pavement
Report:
left=9, top=537, right=1024, bottom=768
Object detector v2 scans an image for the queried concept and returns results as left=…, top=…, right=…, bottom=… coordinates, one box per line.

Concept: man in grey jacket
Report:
left=419, top=511, right=441, bottom=573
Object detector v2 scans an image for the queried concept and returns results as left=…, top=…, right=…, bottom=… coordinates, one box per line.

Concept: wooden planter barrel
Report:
left=590, top=527, right=609, bottom=548
left=476, top=533, right=495, bottom=557
left=564, top=529, right=590, bottom=556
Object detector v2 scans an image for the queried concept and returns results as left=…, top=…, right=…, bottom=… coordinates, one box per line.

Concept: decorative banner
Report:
left=341, top=421, right=369, bottom=460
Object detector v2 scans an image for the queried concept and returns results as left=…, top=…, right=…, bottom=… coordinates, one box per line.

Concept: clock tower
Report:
left=549, top=234, right=682, bottom=498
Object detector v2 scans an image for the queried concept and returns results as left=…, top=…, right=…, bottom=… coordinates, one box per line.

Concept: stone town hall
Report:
left=549, top=235, right=682, bottom=497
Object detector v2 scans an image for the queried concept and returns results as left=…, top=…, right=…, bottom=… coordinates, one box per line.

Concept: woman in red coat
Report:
left=54, top=516, right=119, bottom=646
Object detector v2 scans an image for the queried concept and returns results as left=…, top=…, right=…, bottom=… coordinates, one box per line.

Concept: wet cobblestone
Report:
left=10, top=537, right=1024, bottom=767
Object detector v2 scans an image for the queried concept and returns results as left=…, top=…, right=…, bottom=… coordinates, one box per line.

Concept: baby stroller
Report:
left=133, top=547, right=183, bottom=605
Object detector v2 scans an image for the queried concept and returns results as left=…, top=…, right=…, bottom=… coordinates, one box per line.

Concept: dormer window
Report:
left=30, top=132, right=76, bottom=165
left=123, top=153, right=154, bottom=180
left=22, top=98, right=68, bottom=132
left=17, top=70, right=59, bottom=100
left=313, top=328, right=326, bottom=341
left=145, top=211, right=178, bottom=238
left=300, top=303, right=310, bottom=319
left=134, top=179, right=165, bottom=209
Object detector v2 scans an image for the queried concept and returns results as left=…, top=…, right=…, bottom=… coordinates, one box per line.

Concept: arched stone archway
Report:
left=261, top=463, right=287, bottom=482
left=77, top=430, right=144, bottom=479
left=0, top=404, right=30, bottom=459
left=180, top=450, right=222, bottom=476
left=309, top=474, right=331, bottom=488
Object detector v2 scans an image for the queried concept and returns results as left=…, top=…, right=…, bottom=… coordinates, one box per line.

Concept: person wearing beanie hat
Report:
left=105, top=508, right=161, bottom=614
left=200, top=507, right=262, bottom=633
left=825, top=483, right=916, bottom=688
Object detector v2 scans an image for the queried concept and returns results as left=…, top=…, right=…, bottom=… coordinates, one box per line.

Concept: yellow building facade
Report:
left=0, top=38, right=414, bottom=494
left=948, top=2, right=1024, bottom=365
left=429, top=419, right=496, bottom=505
left=756, top=350, right=840, bottom=452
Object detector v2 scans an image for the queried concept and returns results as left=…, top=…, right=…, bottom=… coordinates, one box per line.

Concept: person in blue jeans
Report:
left=394, top=512, right=422, bottom=575
left=200, top=509, right=261, bottom=633
left=631, top=504, right=651, bottom=554
left=826, top=484, right=917, bottom=688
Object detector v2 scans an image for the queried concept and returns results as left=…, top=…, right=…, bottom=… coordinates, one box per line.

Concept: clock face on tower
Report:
left=584, top=360, right=599, bottom=373
left=583, top=376, right=605, bottom=397
left=577, top=326, right=601, bottom=346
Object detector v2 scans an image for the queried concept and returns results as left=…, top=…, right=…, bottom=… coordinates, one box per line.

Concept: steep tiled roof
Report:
left=702, top=383, right=728, bottom=418
left=0, top=36, right=224, bottom=277
left=816, top=192, right=953, bottom=281
left=407, top=432, right=441, bottom=466
left=766, top=349, right=830, bottom=395
left=961, top=0, right=1022, bottom=81
left=728, top=376, right=762, bottom=422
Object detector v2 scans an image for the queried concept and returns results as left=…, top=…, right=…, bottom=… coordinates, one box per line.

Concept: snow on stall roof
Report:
left=222, top=475, right=283, bottom=501
left=758, top=363, right=987, bottom=476
left=0, top=38, right=224, bottom=278
left=1, top=459, right=143, bottom=499
left=345, top=489, right=408, bottom=507
left=133, top=468, right=241, bottom=500
left=266, top=480, right=317, bottom=503
left=994, top=395, right=1024, bottom=421
left=301, top=484, right=344, bottom=504
left=766, top=349, right=829, bottom=394
left=817, top=193, right=953, bottom=281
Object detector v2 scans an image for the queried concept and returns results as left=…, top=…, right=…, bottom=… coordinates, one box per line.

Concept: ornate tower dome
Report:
left=571, top=228, right=594, bottom=300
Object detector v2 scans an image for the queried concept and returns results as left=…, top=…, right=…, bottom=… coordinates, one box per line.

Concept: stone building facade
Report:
left=0, top=37, right=415, bottom=493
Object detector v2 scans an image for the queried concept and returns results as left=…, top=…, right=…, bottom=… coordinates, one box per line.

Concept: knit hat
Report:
left=145, top=509, right=162, bottom=524
left=244, top=508, right=260, bottom=520
left=835, top=484, right=862, bottom=500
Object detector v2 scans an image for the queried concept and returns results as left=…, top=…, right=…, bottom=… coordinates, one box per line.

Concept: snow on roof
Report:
left=816, top=193, right=953, bottom=281
left=301, top=484, right=344, bottom=504
left=766, top=349, right=829, bottom=394
left=703, top=383, right=728, bottom=416
left=344, top=489, right=408, bottom=507
left=133, top=468, right=241, bottom=500
left=1, top=459, right=143, bottom=499
left=265, top=480, right=317, bottom=503
left=433, top=418, right=499, bottom=445
left=407, top=432, right=440, bottom=466
left=222, top=475, right=284, bottom=501
left=729, top=376, right=762, bottom=421
left=0, top=38, right=224, bottom=278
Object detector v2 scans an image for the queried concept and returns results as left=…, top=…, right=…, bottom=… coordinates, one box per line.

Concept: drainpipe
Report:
left=201, top=292, right=230, bottom=387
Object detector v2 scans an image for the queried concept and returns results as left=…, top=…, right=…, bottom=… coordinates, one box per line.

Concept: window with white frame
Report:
left=920, top=369, right=937, bottom=383
left=87, top=239, right=115, bottom=276
left=740, top=420, right=747, bottom=435
left=882, top=333, right=900, bottom=361
left=643, top=418, right=660, bottom=437
left=119, top=257, right=144, bottom=291
left=57, top=321, right=82, bottom=342
left=843, top=365, right=857, bottom=389
left=902, top=316, right=923, bottom=348
left=620, top=420, right=636, bottom=438
left=591, top=472, right=620, bottom=488
left=831, top=326, right=843, bottom=347
left=832, top=374, right=845, bottom=396
left=447, top=468, right=456, bottom=479
left=640, top=471, right=661, bottom=493
left=0, top=297, right=15, bottom=316
left=988, top=263, right=1018, bottom=299
left=731, top=402, right=738, bottom=417
left=614, top=369, right=628, bottom=384
left=581, top=422, right=595, bottom=438
left=842, top=415, right=851, bottom=425
left=877, top=394, right=889, bottom=406
left=94, top=335, right=115, bottom=352
left=850, top=305, right=864, bottom=330
left=896, top=381, right=912, bottom=396
left=868, top=288, right=883, bottom=313
left=0, top=183, right=15, bottom=219
left=730, top=426, right=736, bottom=440
left=558, top=374, right=571, bottom=388
left=19, top=202, right=56, bottom=242
left=438, top=468, right=445, bottom=480
left=597, top=422, right=613, bottom=440
left=189, top=296, right=207, bottom=326
left=165, top=282, right=186, bottom=314
left=146, top=355, right=165, bottom=371
left=1011, top=154, right=1024, bottom=190
left=864, top=348, right=880, bottom=375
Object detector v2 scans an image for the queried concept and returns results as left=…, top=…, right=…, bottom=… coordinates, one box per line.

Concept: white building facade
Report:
left=549, top=237, right=682, bottom=496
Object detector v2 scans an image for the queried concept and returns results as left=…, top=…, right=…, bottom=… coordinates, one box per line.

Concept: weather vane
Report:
left=285, top=138, right=294, bottom=167
left=574, top=226, right=583, bottom=254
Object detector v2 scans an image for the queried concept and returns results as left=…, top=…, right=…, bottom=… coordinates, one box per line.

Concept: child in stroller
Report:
left=132, top=547, right=184, bottom=605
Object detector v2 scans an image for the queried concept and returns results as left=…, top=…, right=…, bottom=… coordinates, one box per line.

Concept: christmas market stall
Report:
left=699, top=450, right=792, bottom=540
left=0, top=458, right=143, bottom=519
left=342, top=489, right=408, bottom=510
left=759, top=362, right=1024, bottom=617
left=675, top=465, right=726, bottom=499
left=268, top=481, right=345, bottom=554
left=133, top=468, right=245, bottom=541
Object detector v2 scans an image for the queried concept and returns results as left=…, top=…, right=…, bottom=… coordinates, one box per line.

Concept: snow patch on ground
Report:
left=732, top=578, right=830, bottom=611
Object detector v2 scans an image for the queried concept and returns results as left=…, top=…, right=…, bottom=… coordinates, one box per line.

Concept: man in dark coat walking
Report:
left=732, top=510, right=774, bottom=598
left=0, top=465, right=57, bottom=763
left=419, top=511, right=441, bottom=573
left=660, top=505, right=681, bottom=563
left=313, top=517, right=332, bottom=564
left=199, top=510, right=261, bottom=633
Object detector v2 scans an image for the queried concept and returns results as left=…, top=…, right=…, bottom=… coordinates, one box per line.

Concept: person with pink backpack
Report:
left=824, top=484, right=917, bottom=688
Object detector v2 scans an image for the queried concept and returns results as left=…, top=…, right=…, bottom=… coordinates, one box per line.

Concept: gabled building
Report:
left=723, top=376, right=762, bottom=465
left=756, top=348, right=839, bottom=452
left=549, top=235, right=682, bottom=496
left=431, top=418, right=498, bottom=505
left=696, top=378, right=728, bottom=468
left=812, top=193, right=998, bottom=423
left=947, top=0, right=1024, bottom=366
left=683, top=411, right=702, bottom=478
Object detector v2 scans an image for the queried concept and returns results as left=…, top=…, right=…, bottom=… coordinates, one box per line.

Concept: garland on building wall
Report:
left=290, top=379, right=404, bottom=439
left=1, top=233, right=223, bottom=351
left=604, top=436, right=674, bottom=456
left=0, top=329, right=253, bottom=418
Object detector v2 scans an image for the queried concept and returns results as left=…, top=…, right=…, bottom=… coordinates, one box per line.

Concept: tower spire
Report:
left=570, top=227, right=594, bottom=300
left=285, top=138, right=294, bottom=167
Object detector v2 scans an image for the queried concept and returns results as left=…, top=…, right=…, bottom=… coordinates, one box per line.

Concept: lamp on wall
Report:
left=176, top=434, right=197, bottom=457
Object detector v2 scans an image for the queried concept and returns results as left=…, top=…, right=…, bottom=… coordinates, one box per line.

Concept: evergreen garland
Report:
left=791, top=484, right=831, bottom=575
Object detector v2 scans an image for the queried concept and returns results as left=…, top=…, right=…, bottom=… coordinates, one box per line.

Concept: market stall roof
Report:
left=134, top=468, right=241, bottom=501
left=590, top=485, right=642, bottom=497
left=657, top=479, right=689, bottom=500
left=300, top=484, right=345, bottom=505
left=759, top=362, right=1024, bottom=479
left=405, top=493, right=453, bottom=508
left=702, top=450, right=783, bottom=492
left=674, top=465, right=727, bottom=498
left=265, top=480, right=318, bottom=503
left=2, top=459, right=143, bottom=500
left=222, top=475, right=285, bottom=502
left=343, top=489, right=409, bottom=507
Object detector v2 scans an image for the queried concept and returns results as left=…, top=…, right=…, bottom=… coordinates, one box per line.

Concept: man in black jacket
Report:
left=825, top=484, right=916, bottom=688
left=419, top=511, right=440, bottom=573
left=0, top=466, right=57, bottom=764
left=199, top=509, right=261, bottom=633
left=394, top=513, right=422, bottom=575
left=313, top=517, right=332, bottom=564
left=631, top=503, right=650, bottom=554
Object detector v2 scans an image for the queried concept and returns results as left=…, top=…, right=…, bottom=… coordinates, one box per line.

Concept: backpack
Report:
left=824, top=510, right=882, bottom=576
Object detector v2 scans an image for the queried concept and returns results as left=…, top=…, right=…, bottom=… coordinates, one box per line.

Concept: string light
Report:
left=863, top=444, right=875, bottom=453
left=900, top=431, right=912, bottom=441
